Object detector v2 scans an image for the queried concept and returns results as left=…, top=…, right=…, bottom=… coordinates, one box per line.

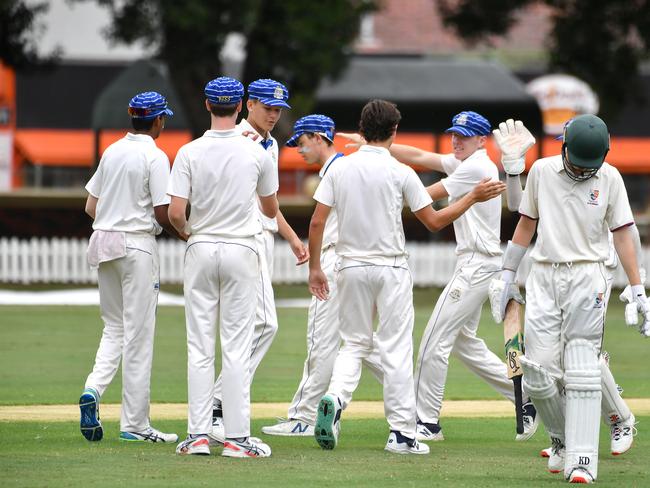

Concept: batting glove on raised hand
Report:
left=492, top=119, right=536, bottom=176
left=488, top=270, right=524, bottom=323
left=624, top=285, right=650, bottom=337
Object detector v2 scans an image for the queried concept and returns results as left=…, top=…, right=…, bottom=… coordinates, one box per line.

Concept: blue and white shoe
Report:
left=315, top=394, right=341, bottom=450
left=79, top=387, right=103, bottom=441
left=120, top=426, right=178, bottom=443
left=261, top=418, right=314, bottom=437
left=515, top=401, right=539, bottom=441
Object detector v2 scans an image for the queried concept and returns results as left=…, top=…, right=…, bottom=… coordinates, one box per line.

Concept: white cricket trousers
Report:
left=213, top=230, right=277, bottom=405
left=414, top=253, right=514, bottom=424
left=84, top=234, right=159, bottom=432
left=524, top=262, right=607, bottom=381
left=328, top=261, right=416, bottom=437
left=287, top=249, right=383, bottom=424
left=184, top=236, right=258, bottom=437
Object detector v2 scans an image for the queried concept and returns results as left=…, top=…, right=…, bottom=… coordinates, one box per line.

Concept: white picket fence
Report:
left=0, top=236, right=646, bottom=287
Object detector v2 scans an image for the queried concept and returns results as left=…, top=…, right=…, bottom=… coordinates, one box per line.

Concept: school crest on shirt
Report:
left=449, top=288, right=462, bottom=302
left=587, top=189, right=600, bottom=206
left=593, top=292, right=604, bottom=309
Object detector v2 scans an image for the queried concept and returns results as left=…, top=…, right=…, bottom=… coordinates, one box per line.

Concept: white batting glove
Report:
left=625, top=285, right=650, bottom=337
left=492, top=119, right=536, bottom=176
left=488, top=270, right=524, bottom=323
left=619, top=268, right=646, bottom=306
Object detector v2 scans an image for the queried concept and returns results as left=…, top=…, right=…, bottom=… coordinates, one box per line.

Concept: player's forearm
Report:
left=277, top=210, right=300, bottom=243
left=154, top=205, right=187, bottom=241
left=390, top=144, right=444, bottom=172
left=428, top=192, right=476, bottom=231
left=308, top=219, right=325, bottom=271
left=85, top=195, right=98, bottom=220
left=505, top=174, right=523, bottom=212
left=168, top=197, right=188, bottom=236
left=613, top=226, right=641, bottom=285
left=511, top=215, right=537, bottom=248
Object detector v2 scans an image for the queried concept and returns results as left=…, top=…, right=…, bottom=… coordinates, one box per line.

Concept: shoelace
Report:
left=551, top=437, right=564, bottom=455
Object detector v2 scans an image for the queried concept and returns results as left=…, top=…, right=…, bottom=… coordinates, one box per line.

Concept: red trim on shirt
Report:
left=611, top=222, right=634, bottom=232
left=519, top=212, right=539, bottom=221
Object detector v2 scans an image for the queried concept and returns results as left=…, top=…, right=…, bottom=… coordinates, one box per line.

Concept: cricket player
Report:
left=339, top=112, right=539, bottom=443
left=489, top=114, right=649, bottom=483
left=497, top=119, right=642, bottom=459
left=79, top=91, right=179, bottom=443
left=169, top=77, right=278, bottom=458
left=309, top=99, right=506, bottom=454
left=209, top=79, right=309, bottom=443
left=261, top=114, right=383, bottom=437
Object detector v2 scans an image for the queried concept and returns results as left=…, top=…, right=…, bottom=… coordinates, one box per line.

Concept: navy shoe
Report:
left=79, top=387, right=103, bottom=441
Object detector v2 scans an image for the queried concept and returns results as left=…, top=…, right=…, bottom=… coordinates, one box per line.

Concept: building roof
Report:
left=314, top=56, right=542, bottom=133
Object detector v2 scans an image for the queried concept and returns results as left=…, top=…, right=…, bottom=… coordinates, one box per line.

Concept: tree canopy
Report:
left=86, top=0, right=376, bottom=137
left=0, top=0, right=59, bottom=68
left=438, top=0, right=650, bottom=118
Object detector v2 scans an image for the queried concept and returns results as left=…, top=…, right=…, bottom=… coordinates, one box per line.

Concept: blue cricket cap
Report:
left=286, top=114, right=335, bottom=147
left=205, top=77, right=244, bottom=105
left=128, top=91, right=173, bottom=119
left=248, top=79, right=291, bottom=109
left=445, top=111, right=491, bottom=137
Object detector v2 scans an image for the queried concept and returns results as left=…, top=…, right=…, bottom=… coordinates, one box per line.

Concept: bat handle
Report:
left=513, top=375, right=524, bottom=434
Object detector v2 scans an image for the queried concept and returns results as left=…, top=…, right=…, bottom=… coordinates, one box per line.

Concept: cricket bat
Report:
left=503, top=299, right=524, bottom=434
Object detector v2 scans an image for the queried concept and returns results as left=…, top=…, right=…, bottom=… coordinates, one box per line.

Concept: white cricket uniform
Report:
left=84, top=132, right=170, bottom=432
left=168, top=129, right=277, bottom=437
left=414, top=149, right=514, bottom=425
left=519, top=155, right=633, bottom=479
left=212, top=119, right=280, bottom=408
left=314, top=145, right=432, bottom=437
left=287, top=154, right=383, bottom=425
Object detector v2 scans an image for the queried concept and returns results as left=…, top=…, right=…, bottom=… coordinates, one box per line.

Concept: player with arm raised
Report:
left=79, top=92, right=179, bottom=444
left=340, top=112, right=538, bottom=443
left=489, top=114, right=648, bottom=484
left=496, top=119, right=642, bottom=459
left=309, top=100, right=505, bottom=454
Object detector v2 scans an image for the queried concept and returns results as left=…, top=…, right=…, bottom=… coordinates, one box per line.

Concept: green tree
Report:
left=0, top=0, right=59, bottom=68
left=438, top=0, right=650, bottom=118
left=87, top=0, right=376, bottom=138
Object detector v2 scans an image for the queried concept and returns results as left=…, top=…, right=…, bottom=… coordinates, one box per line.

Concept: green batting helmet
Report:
left=561, top=114, right=610, bottom=181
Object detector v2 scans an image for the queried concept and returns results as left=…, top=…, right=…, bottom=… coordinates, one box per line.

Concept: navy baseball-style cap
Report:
left=128, top=92, right=174, bottom=119
left=445, top=111, right=491, bottom=137
left=286, top=114, right=335, bottom=147
left=205, top=77, right=244, bottom=105
left=248, top=79, right=291, bottom=108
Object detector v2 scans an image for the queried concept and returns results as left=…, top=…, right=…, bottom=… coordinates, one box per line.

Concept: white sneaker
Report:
left=515, top=401, right=539, bottom=441
left=415, top=420, right=444, bottom=442
left=568, top=467, right=594, bottom=484
left=261, top=418, right=314, bottom=437
left=176, top=435, right=211, bottom=455
left=315, top=394, right=342, bottom=450
left=540, top=447, right=552, bottom=458
left=384, top=431, right=430, bottom=455
left=208, top=416, right=225, bottom=445
left=548, top=437, right=565, bottom=474
left=611, top=413, right=636, bottom=455
left=119, top=426, right=178, bottom=443
left=222, top=437, right=271, bottom=458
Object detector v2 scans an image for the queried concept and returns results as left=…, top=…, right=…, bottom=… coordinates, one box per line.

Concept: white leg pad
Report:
left=520, top=355, right=565, bottom=441
left=600, top=354, right=631, bottom=425
left=564, top=339, right=601, bottom=481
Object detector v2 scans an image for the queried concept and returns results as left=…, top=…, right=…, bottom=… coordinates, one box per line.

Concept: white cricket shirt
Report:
left=440, top=149, right=502, bottom=256
left=86, top=133, right=170, bottom=235
left=319, top=153, right=343, bottom=250
left=519, top=155, right=634, bottom=263
left=238, top=119, right=279, bottom=233
left=167, top=129, right=278, bottom=237
left=314, top=145, right=433, bottom=265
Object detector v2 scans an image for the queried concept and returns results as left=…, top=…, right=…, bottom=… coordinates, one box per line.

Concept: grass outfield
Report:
left=1, top=418, right=648, bottom=487
left=0, top=285, right=648, bottom=486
